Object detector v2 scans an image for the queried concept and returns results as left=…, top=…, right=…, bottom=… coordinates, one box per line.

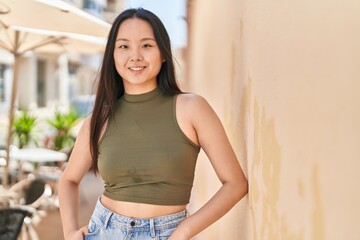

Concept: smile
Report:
left=129, top=67, right=146, bottom=71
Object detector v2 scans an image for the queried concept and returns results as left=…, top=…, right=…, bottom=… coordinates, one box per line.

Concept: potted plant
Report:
left=12, top=111, right=38, bottom=149
left=46, top=108, right=80, bottom=151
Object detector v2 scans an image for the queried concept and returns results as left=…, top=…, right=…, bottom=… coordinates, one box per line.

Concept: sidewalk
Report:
left=35, top=172, right=103, bottom=240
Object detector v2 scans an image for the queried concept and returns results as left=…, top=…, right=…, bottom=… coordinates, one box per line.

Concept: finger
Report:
left=81, top=226, right=89, bottom=235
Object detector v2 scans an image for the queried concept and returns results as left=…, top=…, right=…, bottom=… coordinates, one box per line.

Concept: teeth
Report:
left=130, top=67, right=144, bottom=71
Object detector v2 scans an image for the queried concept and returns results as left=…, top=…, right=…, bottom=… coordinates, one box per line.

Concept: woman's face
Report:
left=114, top=18, right=164, bottom=94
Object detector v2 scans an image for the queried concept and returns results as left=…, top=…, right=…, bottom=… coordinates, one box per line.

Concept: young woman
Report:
left=58, top=8, right=248, bottom=240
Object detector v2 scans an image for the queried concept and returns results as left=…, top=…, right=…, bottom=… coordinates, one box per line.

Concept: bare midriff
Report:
left=101, top=195, right=187, bottom=218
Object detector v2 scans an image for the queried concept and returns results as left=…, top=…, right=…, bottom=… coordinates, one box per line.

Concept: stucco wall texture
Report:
left=185, top=0, right=360, bottom=239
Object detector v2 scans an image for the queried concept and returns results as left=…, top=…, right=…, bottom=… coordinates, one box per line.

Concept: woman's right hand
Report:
left=65, top=226, right=89, bottom=240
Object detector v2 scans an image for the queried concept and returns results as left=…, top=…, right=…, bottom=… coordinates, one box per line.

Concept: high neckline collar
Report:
left=122, top=87, right=161, bottom=103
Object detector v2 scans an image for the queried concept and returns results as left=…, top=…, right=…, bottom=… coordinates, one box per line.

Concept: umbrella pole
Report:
left=2, top=54, right=20, bottom=188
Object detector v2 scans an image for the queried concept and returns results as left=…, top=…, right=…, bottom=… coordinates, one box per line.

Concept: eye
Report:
left=143, top=44, right=152, bottom=48
left=118, top=45, right=128, bottom=49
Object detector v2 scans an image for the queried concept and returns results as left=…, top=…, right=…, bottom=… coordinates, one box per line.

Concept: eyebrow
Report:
left=116, top=37, right=156, bottom=42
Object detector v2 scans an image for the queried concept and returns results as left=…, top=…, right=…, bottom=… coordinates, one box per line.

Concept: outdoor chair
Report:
left=24, top=179, right=46, bottom=207
left=8, top=178, right=46, bottom=207
left=7, top=178, right=47, bottom=240
left=0, top=208, right=29, bottom=240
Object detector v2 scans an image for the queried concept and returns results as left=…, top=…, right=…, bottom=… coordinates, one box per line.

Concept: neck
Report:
left=122, top=87, right=161, bottom=103
left=123, top=83, right=158, bottom=95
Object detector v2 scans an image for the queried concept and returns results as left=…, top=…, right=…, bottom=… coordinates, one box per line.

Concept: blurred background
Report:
left=1, top=0, right=360, bottom=239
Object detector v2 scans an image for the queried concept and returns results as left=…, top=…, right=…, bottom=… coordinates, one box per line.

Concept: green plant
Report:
left=47, top=108, right=80, bottom=151
left=12, top=111, right=38, bottom=149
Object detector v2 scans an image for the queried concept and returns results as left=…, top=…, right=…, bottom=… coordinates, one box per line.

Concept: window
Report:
left=83, top=0, right=104, bottom=16
left=0, top=64, right=7, bottom=102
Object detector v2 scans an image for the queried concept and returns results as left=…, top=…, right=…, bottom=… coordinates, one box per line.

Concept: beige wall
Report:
left=186, top=0, right=360, bottom=239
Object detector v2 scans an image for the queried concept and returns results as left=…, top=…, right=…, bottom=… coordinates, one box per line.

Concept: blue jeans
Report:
left=84, top=198, right=187, bottom=240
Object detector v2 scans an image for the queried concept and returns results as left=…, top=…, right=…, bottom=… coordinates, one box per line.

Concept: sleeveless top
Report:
left=98, top=87, right=200, bottom=205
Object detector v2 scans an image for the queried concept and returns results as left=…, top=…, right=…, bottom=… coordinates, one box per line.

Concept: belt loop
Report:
left=150, top=218, right=155, bottom=237
left=104, top=212, right=113, bottom=229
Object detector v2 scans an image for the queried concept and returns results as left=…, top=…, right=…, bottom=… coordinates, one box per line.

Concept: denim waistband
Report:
left=93, top=198, right=187, bottom=231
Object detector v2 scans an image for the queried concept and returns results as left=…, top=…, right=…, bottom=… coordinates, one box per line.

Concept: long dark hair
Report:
left=90, top=8, right=181, bottom=173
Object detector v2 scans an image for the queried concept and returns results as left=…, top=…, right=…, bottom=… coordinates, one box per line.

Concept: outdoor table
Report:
left=9, top=148, right=68, bottom=164
left=0, top=148, right=67, bottom=163
left=0, top=148, right=68, bottom=179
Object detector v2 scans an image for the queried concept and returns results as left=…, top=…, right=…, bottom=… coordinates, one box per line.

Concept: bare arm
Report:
left=58, top=116, right=93, bottom=240
left=170, top=94, right=248, bottom=239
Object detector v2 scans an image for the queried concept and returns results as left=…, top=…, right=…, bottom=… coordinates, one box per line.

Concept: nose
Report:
left=130, top=49, right=143, bottom=62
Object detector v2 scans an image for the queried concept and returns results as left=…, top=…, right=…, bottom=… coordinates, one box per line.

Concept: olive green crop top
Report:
left=98, top=88, right=200, bottom=205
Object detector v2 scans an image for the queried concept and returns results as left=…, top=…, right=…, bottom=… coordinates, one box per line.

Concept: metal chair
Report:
left=0, top=208, right=29, bottom=240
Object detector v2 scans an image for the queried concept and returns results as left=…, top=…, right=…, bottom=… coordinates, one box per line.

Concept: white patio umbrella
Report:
left=0, top=0, right=110, bottom=37
left=0, top=0, right=111, bottom=187
left=1, top=25, right=107, bottom=54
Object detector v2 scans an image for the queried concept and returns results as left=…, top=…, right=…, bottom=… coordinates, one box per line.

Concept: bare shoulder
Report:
left=175, top=93, right=212, bottom=146
left=84, top=114, right=93, bottom=126
left=176, top=93, right=219, bottom=135
left=81, top=113, right=108, bottom=140
left=177, top=93, right=211, bottom=111
left=77, top=114, right=92, bottom=136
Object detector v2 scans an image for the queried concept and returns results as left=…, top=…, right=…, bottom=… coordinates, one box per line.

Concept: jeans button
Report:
left=130, top=221, right=135, bottom=226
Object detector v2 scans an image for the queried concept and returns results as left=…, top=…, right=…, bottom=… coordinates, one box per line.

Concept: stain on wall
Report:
left=249, top=79, right=302, bottom=239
